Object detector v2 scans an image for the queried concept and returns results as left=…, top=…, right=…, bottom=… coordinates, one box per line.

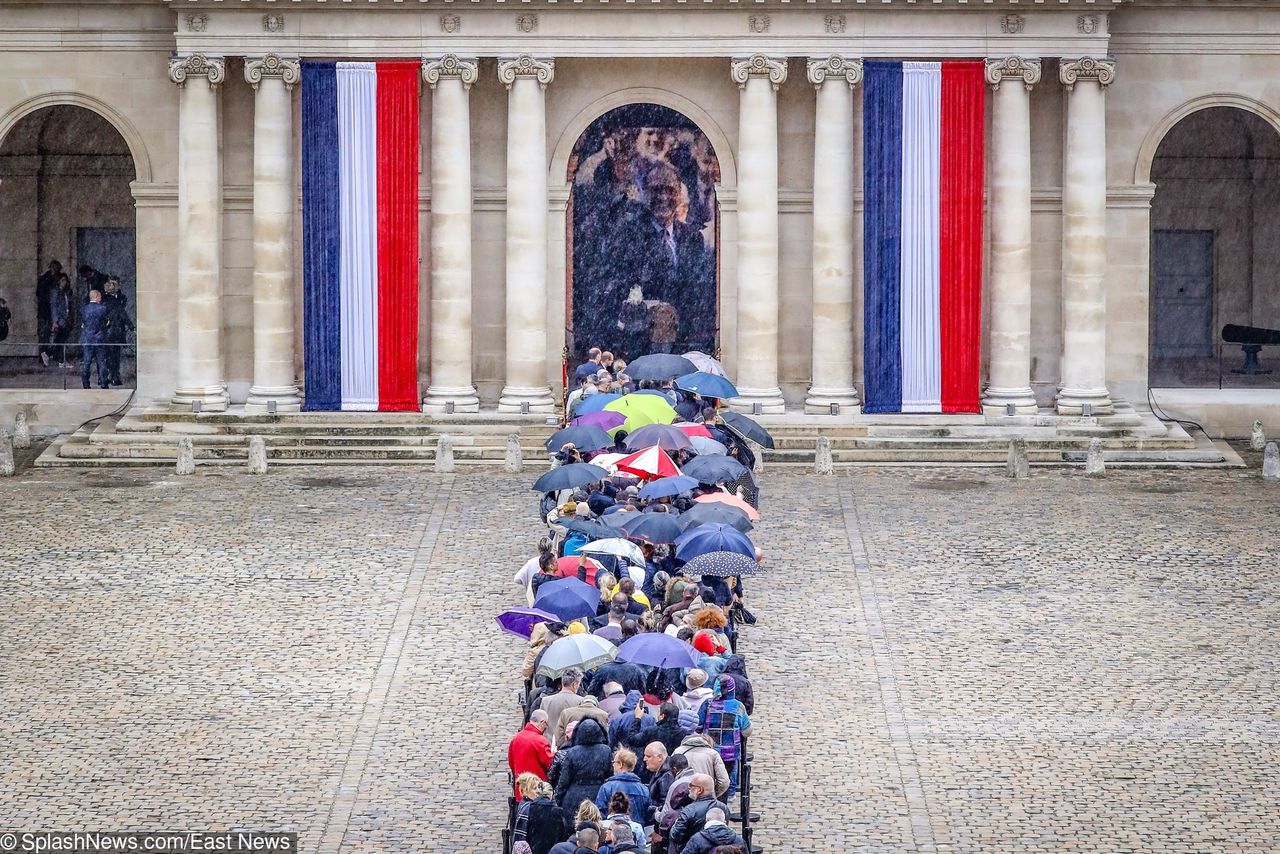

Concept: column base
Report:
left=498, top=385, right=556, bottom=414
left=245, top=385, right=302, bottom=414
left=804, top=386, right=861, bottom=415
left=729, top=388, right=786, bottom=415
left=423, top=385, right=481, bottom=414
left=981, top=386, right=1038, bottom=416
left=172, top=384, right=230, bottom=412
left=1055, top=386, right=1114, bottom=416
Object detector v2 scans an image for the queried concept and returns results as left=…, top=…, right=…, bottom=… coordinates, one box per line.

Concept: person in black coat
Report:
left=677, top=806, right=745, bottom=854
left=101, top=277, right=133, bottom=386
left=79, top=290, right=109, bottom=389
left=514, top=779, right=574, bottom=854
left=718, top=656, right=753, bottom=716
left=668, top=775, right=729, bottom=854
left=621, top=701, right=686, bottom=761
left=587, top=657, right=647, bottom=699
left=550, top=718, right=613, bottom=813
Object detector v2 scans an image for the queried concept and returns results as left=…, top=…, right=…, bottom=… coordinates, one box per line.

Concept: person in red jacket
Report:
left=509, top=709, right=555, bottom=800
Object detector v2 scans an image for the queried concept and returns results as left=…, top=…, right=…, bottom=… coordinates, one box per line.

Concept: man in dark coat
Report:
left=676, top=806, right=744, bottom=854
left=550, top=718, right=612, bottom=812
left=668, top=774, right=729, bottom=853
left=101, top=277, right=133, bottom=386
left=586, top=654, right=646, bottom=699
left=79, top=289, right=109, bottom=389
left=36, top=260, right=60, bottom=365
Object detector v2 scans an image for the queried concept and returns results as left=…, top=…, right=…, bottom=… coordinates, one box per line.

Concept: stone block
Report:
left=504, top=433, right=523, bottom=473
left=247, top=436, right=268, bottom=475
left=1005, top=438, right=1029, bottom=479
left=0, top=432, right=12, bottom=477
left=175, top=436, right=195, bottom=475
left=1250, top=420, right=1266, bottom=451
left=436, top=434, right=455, bottom=473
left=814, top=435, right=834, bottom=475
left=12, top=412, right=31, bottom=449
left=1264, top=442, right=1279, bottom=482
left=1085, top=437, right=1106, bottom=478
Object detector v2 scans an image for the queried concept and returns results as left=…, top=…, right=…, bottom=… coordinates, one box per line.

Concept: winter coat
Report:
left=551, top=718, right=612, bottom=812
left=556, top=699, right=610, bottom=749
left=678, top=822, right=745, bottom=854
left=669, top=796, right=730, bottom=853
left=513, top=795, right=573, bottom=854
left=595, top=771, right=651, bottom=826
left=647, top=766, right=675, bottom=825
left=672, top=735, right=730, bottom=800
left=509, top=723, right=554, bottom=797
left=541, top=688, right=587, bottom=747
left=623, top=714, right=687, bottom=759
left=588, top=660, right=648, bottom=698
left=697, top=676, right=751, bottom=763
left=609, top=691, right=656, bottom=749
left=718, top=656, right=754, bottom=716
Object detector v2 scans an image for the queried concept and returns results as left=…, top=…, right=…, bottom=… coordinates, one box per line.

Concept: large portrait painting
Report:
left=568, top=104, right=720, bottom=361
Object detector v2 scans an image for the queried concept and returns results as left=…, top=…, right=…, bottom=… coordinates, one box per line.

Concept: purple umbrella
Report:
left=616, top=632, right=701, bottom=669
left=571, top=410, right=627, bottom=432
left=495, top=607, right=560, bottom=639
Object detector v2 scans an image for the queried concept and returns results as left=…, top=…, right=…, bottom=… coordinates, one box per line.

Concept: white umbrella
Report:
left=683, top=350, right=727, bottom=377
left=580, top=538, right=647, bottom=566
left=536, top=633, right=617, bottom=678
left=588, top=452, right=627, bottom=472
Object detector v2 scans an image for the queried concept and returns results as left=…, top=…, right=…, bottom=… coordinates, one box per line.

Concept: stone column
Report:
left=805, top=56, right=862, bottom=414
left=1057, top=57, right=1116, bottom=415
left=497, top=56, right=555, bottom=413
left=423, top=55, right=481, bottom=413
left=168, top=54, right=229, bottom=411
left=244, top=55, right=302, bottom=412
left=982, top=57, right=1042, bottom=416
left=730, top=55, right=787, bottom=414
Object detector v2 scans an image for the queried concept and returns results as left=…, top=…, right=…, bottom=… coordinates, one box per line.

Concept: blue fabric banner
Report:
left=863, top=61, right=904, bottom=414
left=301, top=60, right=342, bottom=411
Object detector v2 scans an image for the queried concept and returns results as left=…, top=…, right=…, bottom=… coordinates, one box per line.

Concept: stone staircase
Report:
left=35, top=400, right=1241, bottom=468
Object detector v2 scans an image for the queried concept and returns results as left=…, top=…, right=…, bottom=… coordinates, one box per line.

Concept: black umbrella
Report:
left=546, top=425, right=614, bottom=453
left=681, top=454, right=751, bottom=485
left=720, top=411, right=775, bottom=449
left=682, top=550, right=764, bottom=578
left=626, top=354, right=698, bottom=381
left=678, top=502, right=754, bottom=533
left=561, top=517, right=614, bottom=540
left=621, top=513, right=685, bottom=544
left=531, top=462, right=609, bottom=493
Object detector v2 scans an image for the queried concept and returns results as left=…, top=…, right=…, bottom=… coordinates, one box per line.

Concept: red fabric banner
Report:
left=939, top=61, right=985, bottom=413
left=375, top=62, right=421, bottom=411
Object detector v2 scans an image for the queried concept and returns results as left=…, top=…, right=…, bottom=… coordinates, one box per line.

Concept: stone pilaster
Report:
left=805, top=56, right=862, bottom=414
left=982, top=57, right=1041, bottom=415
left=497, top=56, right=556, bottom=413
left=168, top=54, right=229, bottom=411
left=244, top=54, right=302, bottom=412
left=423, top=55, right=481, bottom=413
left=1057, top=57, right=1116, bottom=415
left=730, top=55, right=787, bottom=414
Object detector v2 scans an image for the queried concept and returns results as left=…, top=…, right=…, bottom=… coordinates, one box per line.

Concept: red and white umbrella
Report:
left=614, top=446, right=682, bottom=480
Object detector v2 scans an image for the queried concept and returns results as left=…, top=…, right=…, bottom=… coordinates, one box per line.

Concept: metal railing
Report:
left=1, top=339, right=136, bottom=390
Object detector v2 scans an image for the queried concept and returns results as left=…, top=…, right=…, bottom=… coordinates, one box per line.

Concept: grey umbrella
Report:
left=626, top=354, right=698, bottom=381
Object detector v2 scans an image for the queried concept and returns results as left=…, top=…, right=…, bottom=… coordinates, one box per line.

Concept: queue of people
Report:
left=502, top=354, right=767, bottom=854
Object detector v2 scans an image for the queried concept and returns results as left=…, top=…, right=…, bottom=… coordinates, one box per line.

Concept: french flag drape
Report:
left=301, top=61, right=420, bottom=412
left=864, top=61, right=985, bottom=414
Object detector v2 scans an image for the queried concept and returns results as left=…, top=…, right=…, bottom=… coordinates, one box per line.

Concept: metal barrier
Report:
left=0, top=339, right=136, bottom=390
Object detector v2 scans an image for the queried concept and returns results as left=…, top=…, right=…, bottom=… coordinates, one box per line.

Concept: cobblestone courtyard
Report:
left=1, top=460, right=1278, bottom=852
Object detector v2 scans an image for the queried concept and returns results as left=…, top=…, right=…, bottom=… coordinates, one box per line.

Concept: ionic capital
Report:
left=985, top=57, right=1042, bottom=92
left=1059, top=56, right=1116, bottom=91
left=244, top=54, right=301, bottom=91
left=168, top=54, right=226, bottom=88
left=423, top=55, right=480, bottom=90
left=807, top=55, right=863, bottom=89
left=731, top=55, right=788, bottom=90
left=497, top=55, right=554, bottom=90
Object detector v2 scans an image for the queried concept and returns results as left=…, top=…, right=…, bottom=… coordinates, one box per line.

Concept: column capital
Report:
left=1059, top=56, right=1116, bottom=91
left=497, top=55, right=554, bottom=90
left=168, top=53, right=226, bottom=88
left=985, top=57, right=1042, bottom=92
left=423, top=55, right=479, bottom=90
left=731, top=55, right=788, bottom=90
left=244, top=54, right=301, bottom=91
left=807, top=55, right=862, bottom=88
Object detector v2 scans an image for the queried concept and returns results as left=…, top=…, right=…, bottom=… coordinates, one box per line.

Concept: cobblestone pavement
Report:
left=1, top=462, right=1278, bottom=852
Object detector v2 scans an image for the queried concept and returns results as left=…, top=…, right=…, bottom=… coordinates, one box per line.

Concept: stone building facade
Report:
left=1, top=0, right=1278, bottom=433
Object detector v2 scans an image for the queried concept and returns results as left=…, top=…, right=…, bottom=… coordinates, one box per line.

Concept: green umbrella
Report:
left=603, top=394, right=678, bottom=433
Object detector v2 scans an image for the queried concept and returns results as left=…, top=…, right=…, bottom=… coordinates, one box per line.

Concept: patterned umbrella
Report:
left=674, top=522, right=756, bottom=560
left=495, top=607, right=560, bottom=640
left=614, top=446, right=682, bottom=480
left=536, top=634, right=618, bottom=679
left=682, top=550, right=764, bottom=578
left=616, top=633, right=701, bottom=669
left=682, top=351, right=728, bottom=377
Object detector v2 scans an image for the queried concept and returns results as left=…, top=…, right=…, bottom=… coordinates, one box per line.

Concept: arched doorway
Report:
left=1149, top=106, right=1280, bottom=388
left=565, top=103, right=720, bottom=365
left=0, top=104, right=137, bottom=388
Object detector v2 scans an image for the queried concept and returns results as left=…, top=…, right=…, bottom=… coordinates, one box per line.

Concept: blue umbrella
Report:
left=639, top=475, right=700, bottom=500
left=532, top=462, right=608, bottom=493
left=683, top=549, right=764, bottom=578
left=574, top=393, right=623, bottom=416
left=616, top=633, right=701, bottom=670
left=676, top=371, right=739, bottom=400
left=681, top=454, right=751, bottom=485
left=674, top=522, right=755, bottom=560
left=678, top=502, right=754, bottom=533
left=546, top=425, right=614, bottom=453
left=561, top=517, right=614, bottom=540
left=495, top=607, right=560, bottom=640
left=621, top=513, right=684, bottom=544
left=533, top=576, right=600, bottom=621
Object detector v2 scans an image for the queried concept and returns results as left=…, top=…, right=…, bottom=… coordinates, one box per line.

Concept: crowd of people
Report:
left=27, top=259, right=133, bottom=387
left=502, top=350, right=766, bottom=854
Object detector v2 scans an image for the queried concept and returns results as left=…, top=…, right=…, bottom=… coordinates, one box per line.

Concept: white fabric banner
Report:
left=899, top=62, right=942, bottom=414
left=337, top=62, right=380, bottom=411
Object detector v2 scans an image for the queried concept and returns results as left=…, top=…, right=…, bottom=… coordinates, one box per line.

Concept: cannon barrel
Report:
left=1222, top=324, right=1280, bottom=346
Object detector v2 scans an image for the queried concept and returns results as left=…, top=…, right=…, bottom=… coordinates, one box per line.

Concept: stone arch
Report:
left=550, top=88, right=736, bottom=189
left=1134, top=93, right=1280, bottom=185
left=0, top=92, right=152, bottom=183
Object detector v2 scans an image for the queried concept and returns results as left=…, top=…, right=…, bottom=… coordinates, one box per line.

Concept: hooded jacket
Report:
left=697, top=676, right=750, bottom=763
left=678, top=821, right=746, bottom=854
left=608, top=690, right=656, bottom=749
left=550, top=718, right=613, bottom=811
left=669, top=796, right=730, bottom=852
left=719, top=655, right=754, bottom=715
left=672, top=735, right=729, bottom=800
